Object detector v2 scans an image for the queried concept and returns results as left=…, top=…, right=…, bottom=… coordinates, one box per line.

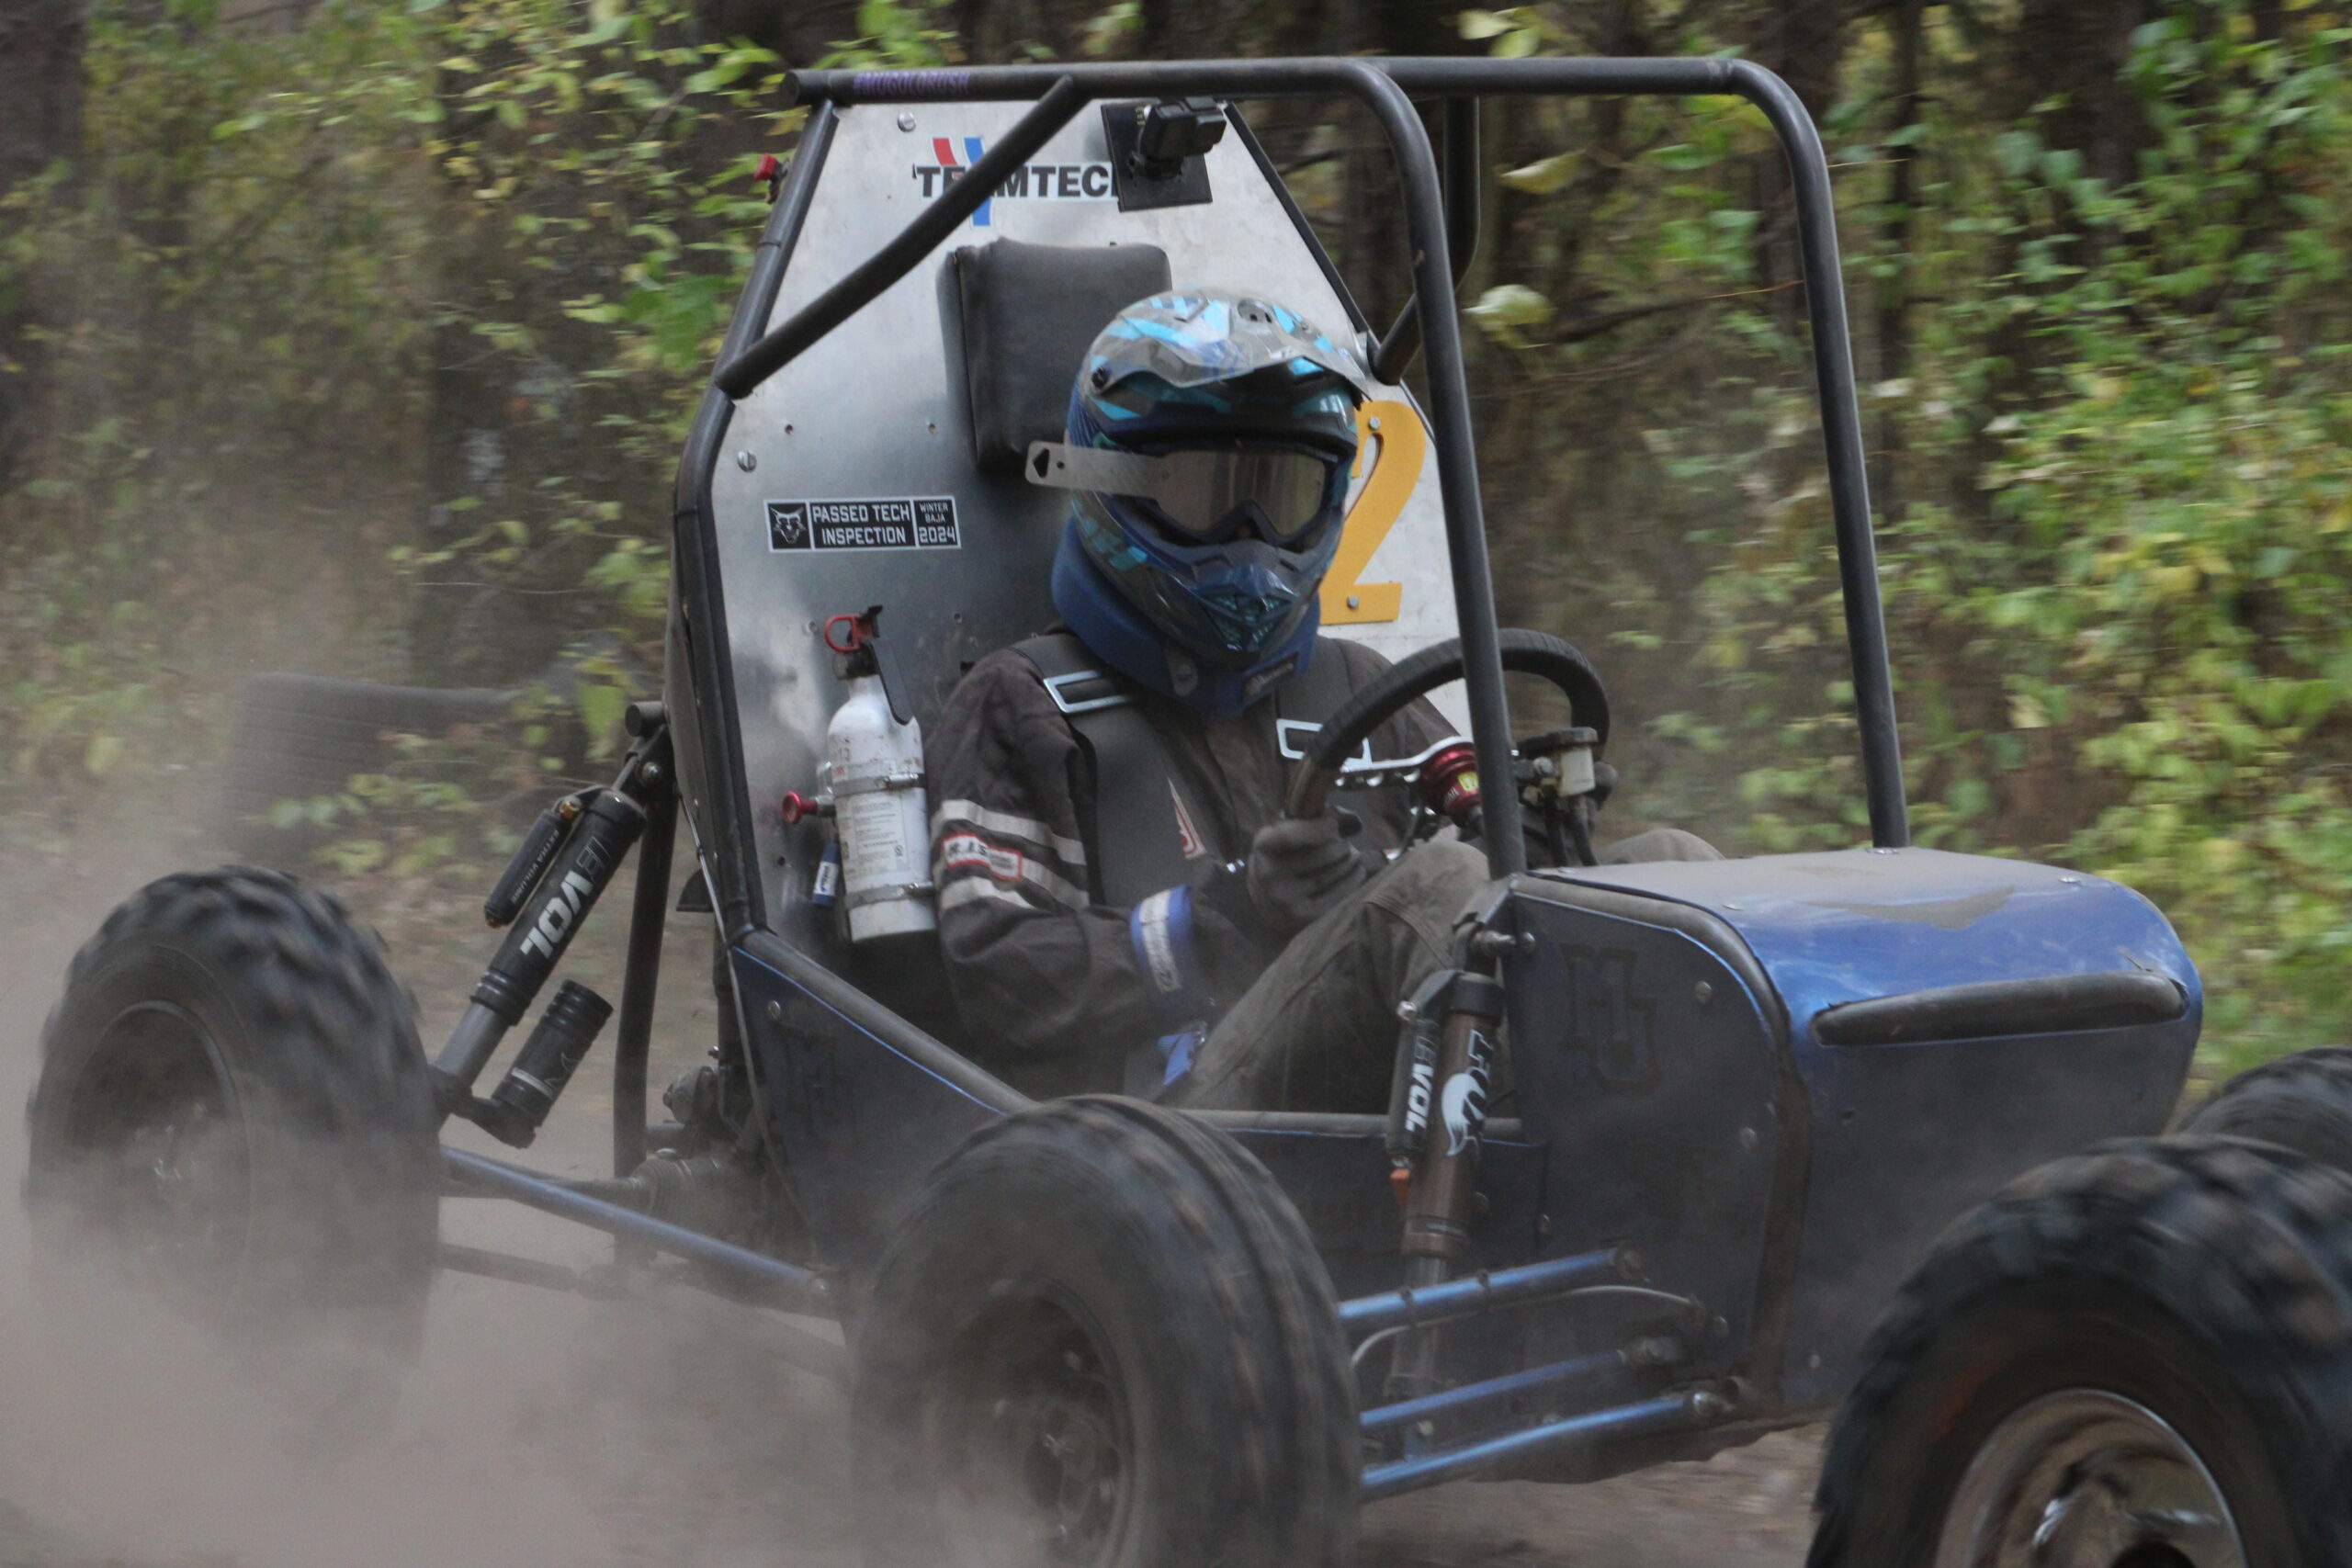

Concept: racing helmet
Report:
left=1030, top=288, right=1373, bottom=715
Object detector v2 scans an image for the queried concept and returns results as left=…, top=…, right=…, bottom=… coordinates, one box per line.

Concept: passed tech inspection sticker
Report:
left=766, top=497, right=960, bottom=552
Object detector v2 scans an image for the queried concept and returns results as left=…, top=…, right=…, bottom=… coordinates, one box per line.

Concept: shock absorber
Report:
left=1383, top=963, right=1508, bottom=1405
left=430, top=721, right=664, bottom=1118
left=460, top=980, right=614, bottom=1149
left=1400, top=971, right=1505, bottom=1267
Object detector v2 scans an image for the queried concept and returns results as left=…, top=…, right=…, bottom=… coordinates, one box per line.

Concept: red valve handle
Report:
left=822, top=614, right=867, bottom=655
left=780, top=790, right=821, bottom=825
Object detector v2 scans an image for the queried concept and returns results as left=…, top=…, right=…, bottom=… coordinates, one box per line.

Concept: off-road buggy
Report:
left=29, top=54, right=2352, bottom=1568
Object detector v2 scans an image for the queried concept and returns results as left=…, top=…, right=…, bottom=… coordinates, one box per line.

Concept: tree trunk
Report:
left=1747, top=0, right=1849, bottom=337
left=0, top=0, right=85, bottom=490
left=1874, top=0, right=1926, bottom=518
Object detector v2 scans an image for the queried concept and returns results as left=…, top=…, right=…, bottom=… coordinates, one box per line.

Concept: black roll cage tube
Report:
left=700, top=55, right=1905, bottom=918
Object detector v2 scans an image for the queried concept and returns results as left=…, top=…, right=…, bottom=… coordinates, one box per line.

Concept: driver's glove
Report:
left=1246, top=808, right=1372, bottom=939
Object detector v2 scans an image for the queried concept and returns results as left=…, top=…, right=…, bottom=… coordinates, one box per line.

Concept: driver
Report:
left=925, top=289, right=1715, bottom=1109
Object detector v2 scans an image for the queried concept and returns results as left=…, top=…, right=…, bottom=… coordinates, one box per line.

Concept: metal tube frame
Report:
left=741, top=54, right=1906, bottom=866
left=611, top=735, right=676, bottom=1180
left=1359, top=1346, right=1632, bottom=1438
left=1371, top=95, right=1481, bottom=385
left=1360, top=1389, right=1716, bottom=1501
left=1335, top=1245, right=1634, bottom=1337
left=443, top=1145, right=834, bottom=1317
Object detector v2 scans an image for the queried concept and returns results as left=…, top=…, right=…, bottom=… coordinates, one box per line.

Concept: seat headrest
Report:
left=952, top=238, right=1174, bottom=475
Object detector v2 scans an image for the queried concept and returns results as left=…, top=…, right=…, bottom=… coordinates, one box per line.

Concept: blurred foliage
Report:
left=4, top=0, right=2352, bottom=1070
left=1442, top=0, right=2352, bottom=1072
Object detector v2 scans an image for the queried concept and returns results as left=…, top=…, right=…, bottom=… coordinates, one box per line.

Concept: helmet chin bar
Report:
left=1049, top=525, right=1323, bottom=717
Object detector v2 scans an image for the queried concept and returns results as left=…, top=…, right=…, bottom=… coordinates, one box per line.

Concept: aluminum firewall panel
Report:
left=708, top=105, right=1464, bottom=944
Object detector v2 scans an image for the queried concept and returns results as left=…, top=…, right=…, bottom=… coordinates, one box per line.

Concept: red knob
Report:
left=780, top=791, right=819, bottom=825
left=1416, top=741, right=1482, bottom=825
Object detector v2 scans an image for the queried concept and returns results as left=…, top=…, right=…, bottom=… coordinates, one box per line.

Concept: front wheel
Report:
left=24, top=867, right=440, bottom=1351
left=1809, top=1136, right=2352, bottom=1568
left=852, top=1097, right=1357, bottom=1568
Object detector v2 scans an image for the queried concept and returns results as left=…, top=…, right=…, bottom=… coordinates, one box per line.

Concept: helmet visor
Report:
left=1028, top=441, right=1338, bottom=544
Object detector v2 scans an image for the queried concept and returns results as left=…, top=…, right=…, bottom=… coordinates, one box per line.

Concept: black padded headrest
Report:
left=952, top=238, right=1173, bottom=475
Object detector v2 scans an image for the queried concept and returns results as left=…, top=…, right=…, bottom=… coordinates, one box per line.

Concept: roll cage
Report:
left=674, top=54, right=1907, bottom=951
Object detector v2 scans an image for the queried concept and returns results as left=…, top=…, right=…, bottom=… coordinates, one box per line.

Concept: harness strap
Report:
left=1015, top=632, right=1365, bottom=910
left=1272, top=634, right=1354, bottom=756
left=1015, top=632, right=1196, bottom=908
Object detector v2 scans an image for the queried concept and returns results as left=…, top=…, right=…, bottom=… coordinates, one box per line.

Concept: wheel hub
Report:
left=66, top=1003, right=247, bottom=1292
left=1938, top=1390, right=2245, bottom=1568
left=938, top=1294, right=1130, bottom=1567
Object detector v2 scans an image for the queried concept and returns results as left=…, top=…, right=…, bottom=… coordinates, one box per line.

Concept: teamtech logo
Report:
left=910, top=137, right=1116, bottom=225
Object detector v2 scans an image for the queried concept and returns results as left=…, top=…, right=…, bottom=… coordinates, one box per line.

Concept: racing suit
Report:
left=925, top=634, right=1716, bottom=1108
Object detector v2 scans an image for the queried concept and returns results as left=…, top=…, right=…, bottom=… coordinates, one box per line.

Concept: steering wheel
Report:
left=1284, top=628, right=1611, bottom=863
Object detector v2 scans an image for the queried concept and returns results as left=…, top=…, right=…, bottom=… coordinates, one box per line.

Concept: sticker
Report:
left=941, top=832, right=1024, bottom=882
left=1170, top=784, right=1205, bottom=861
left=1403, top=1037, right=1437, bottom=1142
left=840, top=792, right=915, bottom=877
left=768, top=497, right=960, bottom=552
left=1321, top=399, right=1425, bottom=626
left=910, top=136, right=1114, bottom=227
left=1440, top=1027, right=1494, bottom=1157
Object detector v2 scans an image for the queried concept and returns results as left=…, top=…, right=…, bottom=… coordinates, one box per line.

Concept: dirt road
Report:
left=0, top=837, right=1819, bottom=1568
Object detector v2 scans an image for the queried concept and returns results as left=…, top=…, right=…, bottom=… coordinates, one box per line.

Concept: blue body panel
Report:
left=1558, top=846, right=2199, bottom=1042
left=1512, top=847, right=2200, bottom=1408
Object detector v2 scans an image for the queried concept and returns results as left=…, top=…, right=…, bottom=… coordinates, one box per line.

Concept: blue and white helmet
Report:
left=1035, top=288, right=1372, bottom=714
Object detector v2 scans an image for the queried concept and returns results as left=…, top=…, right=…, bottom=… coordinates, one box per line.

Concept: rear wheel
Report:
left=852, top=1097, right=1357, bottom=1568
left=2182, top=1046, right=2352, bottom=1177
left=25, top=866, right=440, bottom=1352
left=1810, top=1136, right=2352, bottom=1568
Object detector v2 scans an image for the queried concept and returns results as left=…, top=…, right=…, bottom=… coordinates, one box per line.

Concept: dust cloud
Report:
left=0, top=842, right=857, bottom=1568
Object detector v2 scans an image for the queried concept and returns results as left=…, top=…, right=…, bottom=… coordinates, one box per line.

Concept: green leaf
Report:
left=1994, top=130, right=2041, bottom=180
left=1464, top=282, right=1554, bottom=347
left=1458, top=9, right=1514, bottom=39
left=1498, top=152, right=1576, bottom=196
left=578, top=681, right=627, bottom=751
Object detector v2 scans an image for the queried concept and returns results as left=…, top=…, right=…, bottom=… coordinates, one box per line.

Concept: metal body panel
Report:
left=1522, top=847, right=2200, bottom=1405
left=730, top=938, right=1016, bottom=1269
left=709, top=103, right=1466, bottom=953
left=1499, top=883, right=1789, bottom=1390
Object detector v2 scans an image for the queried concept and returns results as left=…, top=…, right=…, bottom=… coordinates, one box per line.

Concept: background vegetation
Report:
left=2, top=0, right=2348, bottom=1073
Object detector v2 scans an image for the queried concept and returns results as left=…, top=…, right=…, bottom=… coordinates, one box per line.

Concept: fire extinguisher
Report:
left=783, top=606, right=937, bottom=942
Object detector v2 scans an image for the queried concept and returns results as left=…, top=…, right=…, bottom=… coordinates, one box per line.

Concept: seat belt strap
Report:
left=1013, top=633, right=1197, bottom=909
left=1270, top=635, right=1367, bottom=773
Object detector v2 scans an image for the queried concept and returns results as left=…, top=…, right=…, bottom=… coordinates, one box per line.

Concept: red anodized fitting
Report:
left=1417, top=740, right=1482, bottom=827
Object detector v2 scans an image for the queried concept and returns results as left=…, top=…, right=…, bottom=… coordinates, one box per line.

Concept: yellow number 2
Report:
left=1320, top=399, right=1424, bottom=626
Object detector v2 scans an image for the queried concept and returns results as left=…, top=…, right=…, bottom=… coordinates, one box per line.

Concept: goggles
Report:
left=1027, top=439, right=1338, bottom=544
